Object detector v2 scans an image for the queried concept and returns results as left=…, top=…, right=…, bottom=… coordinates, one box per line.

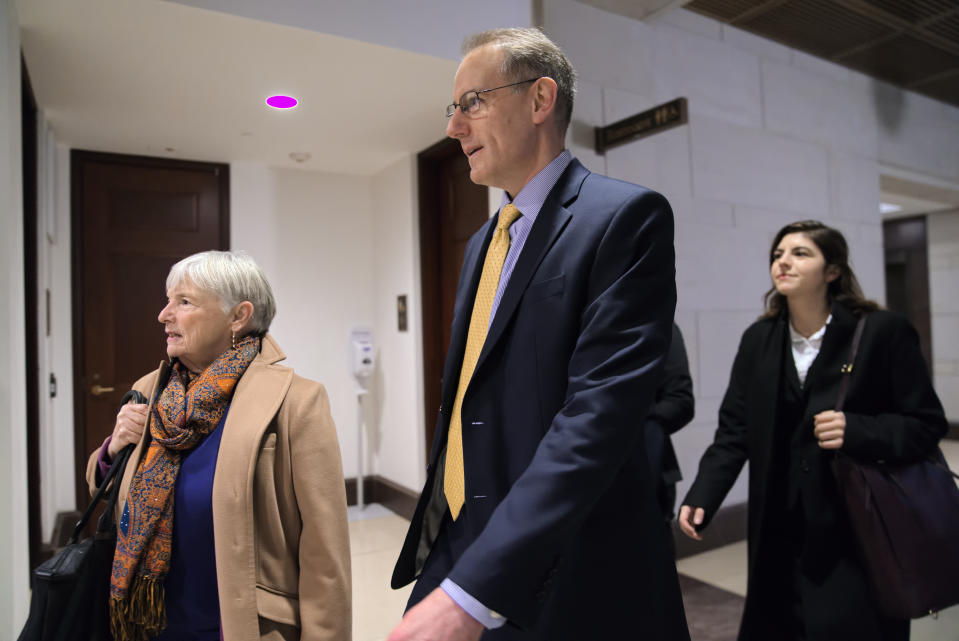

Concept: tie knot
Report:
left=498, top=204, right=521, bottom=231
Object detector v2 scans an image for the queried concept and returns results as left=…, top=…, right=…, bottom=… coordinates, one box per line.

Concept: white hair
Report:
left=166, top=250, right=276, bottom=334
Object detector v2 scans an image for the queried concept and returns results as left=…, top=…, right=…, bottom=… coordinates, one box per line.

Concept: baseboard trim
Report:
left=673, top=501, right=747, bottom=560
left=345, top=475, right=419, bottom=520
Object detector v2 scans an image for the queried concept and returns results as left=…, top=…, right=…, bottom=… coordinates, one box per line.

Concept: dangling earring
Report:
left=231, top=331, right=236, bottom=349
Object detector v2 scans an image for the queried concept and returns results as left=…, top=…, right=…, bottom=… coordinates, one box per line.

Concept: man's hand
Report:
left=813, top=410, right=846, bottom=450
left=387, top=588, right=484, bottom=641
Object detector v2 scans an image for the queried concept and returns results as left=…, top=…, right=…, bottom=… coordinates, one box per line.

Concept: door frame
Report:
left=22, top=53, right=42, bottom=570
left=418, top=137, right=477, bottom=460
left=418, top=138, right=455, bottom=460
left=70, top=150, right=230, bottom=510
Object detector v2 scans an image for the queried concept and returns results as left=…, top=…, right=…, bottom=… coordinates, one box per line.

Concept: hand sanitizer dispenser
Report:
left=350, top=326, right=374, bottom=509
left=350, top=326, right=375, bottom=391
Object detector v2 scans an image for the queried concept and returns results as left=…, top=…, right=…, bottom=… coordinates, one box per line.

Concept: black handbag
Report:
left=831, top=315, right=959, bottom=619
left=18, top=390, right=146, bottom=641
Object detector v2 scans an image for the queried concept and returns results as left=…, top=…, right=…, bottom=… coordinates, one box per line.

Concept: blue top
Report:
left=153, top=408, right=228, bottom=641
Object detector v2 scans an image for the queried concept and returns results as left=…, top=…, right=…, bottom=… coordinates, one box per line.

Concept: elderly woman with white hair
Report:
left=87, top=250, right=350, bottom=641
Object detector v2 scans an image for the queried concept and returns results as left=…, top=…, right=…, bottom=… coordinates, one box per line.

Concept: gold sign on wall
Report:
left=595, top=97, right=688, bottom=154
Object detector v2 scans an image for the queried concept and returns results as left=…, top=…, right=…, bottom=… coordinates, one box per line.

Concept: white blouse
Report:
left=789, top=314, right=832, bottom=387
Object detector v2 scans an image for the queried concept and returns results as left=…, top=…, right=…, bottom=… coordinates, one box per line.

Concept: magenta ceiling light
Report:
left=266, top=95, right=297, bottom=109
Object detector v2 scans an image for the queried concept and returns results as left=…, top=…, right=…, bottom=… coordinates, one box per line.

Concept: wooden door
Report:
left=418, top=139, right=489, bottom=457
left=72, top=151, right=229, bottom=510
left=883, top=215, right=932, bottom=373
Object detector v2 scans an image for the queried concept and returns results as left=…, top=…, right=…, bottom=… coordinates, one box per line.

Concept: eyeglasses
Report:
left=445, top=78, right=540, bottom=118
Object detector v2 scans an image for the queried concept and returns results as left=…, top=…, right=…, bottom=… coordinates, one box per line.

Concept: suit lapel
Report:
left=440, top=220, right=497, bottom=413
left=473, top=160, right=588, bottom=377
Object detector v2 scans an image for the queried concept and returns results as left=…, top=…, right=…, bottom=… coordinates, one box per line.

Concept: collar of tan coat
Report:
left=101, top=334, right=297, bottom=640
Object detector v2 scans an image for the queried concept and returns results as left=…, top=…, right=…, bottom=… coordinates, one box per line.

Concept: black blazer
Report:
left=393, top=159, right=689, bottom=640
left=645, top=323, right=694, bottom=490
left=683, top=302, right=946, bottom=638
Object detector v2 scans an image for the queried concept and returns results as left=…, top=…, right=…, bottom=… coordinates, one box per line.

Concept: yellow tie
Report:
left=445, top=204, right=522, bottom=520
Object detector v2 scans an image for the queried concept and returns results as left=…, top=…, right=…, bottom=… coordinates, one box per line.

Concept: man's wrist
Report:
left=440, top=579, right=506, bottom=629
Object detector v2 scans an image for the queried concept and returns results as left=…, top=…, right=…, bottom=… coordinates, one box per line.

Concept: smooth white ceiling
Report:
left=165, top=0, right=532, bottom=63
left=17, top=0, right=472, bottom=173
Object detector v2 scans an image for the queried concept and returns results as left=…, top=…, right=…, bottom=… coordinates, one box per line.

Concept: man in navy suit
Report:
left=389, top=28, right=689, bottom=641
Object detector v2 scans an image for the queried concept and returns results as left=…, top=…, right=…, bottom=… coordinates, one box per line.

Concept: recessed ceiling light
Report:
left=880, top=202, right=902, bottom=214
left=289, top=152, right=311, bottom=163
left=267, top=95, right=298, bottom=109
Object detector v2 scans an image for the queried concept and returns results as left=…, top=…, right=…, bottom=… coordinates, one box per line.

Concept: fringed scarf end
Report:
left=110, top=575, right=167, bottom=641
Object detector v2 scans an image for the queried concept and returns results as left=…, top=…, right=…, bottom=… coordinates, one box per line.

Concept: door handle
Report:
left=91, top=384, right=115, bottom=396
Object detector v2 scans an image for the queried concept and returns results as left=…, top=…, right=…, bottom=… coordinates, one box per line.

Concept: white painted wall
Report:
left=231, top=163, right=376, bottom=480
left=370, top=155, right=427, bottom=492
left=1, top=0, right=31, bottom=633
left=542, top=0, right=959, bottom=508
left=929, top=210, right=959, bottom=422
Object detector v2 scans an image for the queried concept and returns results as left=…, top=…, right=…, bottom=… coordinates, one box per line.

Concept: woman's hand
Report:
left=108, top=403, right=149, bottom=458
left=678, top=505, right=706, bottom=541
left=813, top=410, right=845, bottom=450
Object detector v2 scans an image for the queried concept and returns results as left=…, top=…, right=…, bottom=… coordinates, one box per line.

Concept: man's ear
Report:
left=530, top=77, right=559, bottom=126
left=231, top=301, right=255, bottom=334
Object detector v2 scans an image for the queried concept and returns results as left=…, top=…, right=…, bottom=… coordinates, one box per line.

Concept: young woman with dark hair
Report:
left=679, top=220, right=946, bottom=641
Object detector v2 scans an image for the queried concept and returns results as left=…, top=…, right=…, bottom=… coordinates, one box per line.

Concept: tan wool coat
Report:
left=87, top=335, right=351, bottom=641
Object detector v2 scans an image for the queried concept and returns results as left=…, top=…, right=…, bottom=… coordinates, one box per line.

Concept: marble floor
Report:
left=349, top=440, right=959, bottom=641
left=348, top=503, right=414, bottom=641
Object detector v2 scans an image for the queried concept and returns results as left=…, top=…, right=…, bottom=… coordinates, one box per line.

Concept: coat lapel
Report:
left=473, top=160, right=588, bottom=377
left=801, top=302, right=857, bottom=421
left=213, top=336, right=293, bottom=500
left=212, top=334, right=294, bottom=641
left=783, top=337, right=802, bottom=397
left=752, top=318, right=787, bottom=483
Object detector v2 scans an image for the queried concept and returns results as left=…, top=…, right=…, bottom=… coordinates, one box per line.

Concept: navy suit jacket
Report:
left=393, top=159, right=689, bottom=640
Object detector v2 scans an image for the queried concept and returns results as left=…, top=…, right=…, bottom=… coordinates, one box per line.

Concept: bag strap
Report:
left=834, top=314, right=868, bottom=412
left=933, top=447, right=959, bottom=482
left=69, top=389, right=147, bottom=543
left=94, top=444, right=134, bottom=537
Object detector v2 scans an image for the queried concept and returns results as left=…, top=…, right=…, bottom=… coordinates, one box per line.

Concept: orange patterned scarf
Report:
left=109, top=334, right=260, bottom=641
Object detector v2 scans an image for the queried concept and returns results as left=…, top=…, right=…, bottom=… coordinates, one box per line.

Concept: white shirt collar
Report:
left=789, top=314, right=832, bottom=347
